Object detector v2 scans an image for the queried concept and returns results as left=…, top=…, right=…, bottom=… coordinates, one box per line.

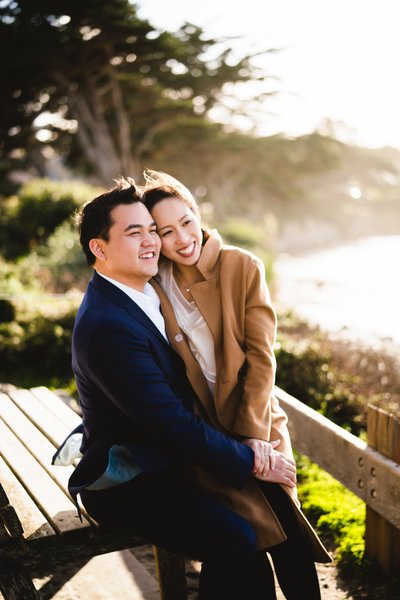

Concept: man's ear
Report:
left=89, top=238, right=106, bottom=261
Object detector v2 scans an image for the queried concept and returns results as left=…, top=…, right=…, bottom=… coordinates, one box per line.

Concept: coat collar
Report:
left=196, top=229, right=223, bottom=280
left=90, top=271, right=169, bottom=346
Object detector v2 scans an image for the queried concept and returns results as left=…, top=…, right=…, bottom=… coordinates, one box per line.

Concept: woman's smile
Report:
left=177, top=241, right=196, bottom=258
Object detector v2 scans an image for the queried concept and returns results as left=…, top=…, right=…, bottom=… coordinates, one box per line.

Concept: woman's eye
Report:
left=161, top=230, right=172, bottom=237
left=183, top=220, right=192, bottom=226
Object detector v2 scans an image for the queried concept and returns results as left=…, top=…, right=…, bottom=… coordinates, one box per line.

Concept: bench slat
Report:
left=0, top=419, right=89, bottom=535
left=7, top=387, right=76, bottom=448
left=0, top=456, right=55, bottom=540
left=0, top=392, right=93, bottom=525
left=0, top=384, right=188, bottom=600
left=0, top=392, right=92, bottom=521
left=0, top=392, right=74, bottom=491
left=29, top=386, right=81, bottom=431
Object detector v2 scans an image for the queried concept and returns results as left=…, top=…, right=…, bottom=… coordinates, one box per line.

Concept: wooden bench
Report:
left=0, top=383, right=188, bottom=600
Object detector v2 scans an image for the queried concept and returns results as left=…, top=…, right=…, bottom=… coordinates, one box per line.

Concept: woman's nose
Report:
left=175, top=228, right=189, bottom=243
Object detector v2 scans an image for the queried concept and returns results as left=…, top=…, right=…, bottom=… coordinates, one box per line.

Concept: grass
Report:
left=296, top=454, right=400, bottom=599
left=296, top=454, right=365, bottom=566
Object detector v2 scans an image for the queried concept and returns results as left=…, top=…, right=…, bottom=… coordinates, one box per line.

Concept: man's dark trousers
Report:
left=81, top=469, right=321, bottom=600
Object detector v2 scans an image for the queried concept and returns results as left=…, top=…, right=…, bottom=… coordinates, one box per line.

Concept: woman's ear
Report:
left=89, top=238, right=106, bottom=261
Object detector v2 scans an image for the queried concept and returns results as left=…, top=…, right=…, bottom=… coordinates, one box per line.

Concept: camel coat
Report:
left=152, top=229, right=331, bottom=562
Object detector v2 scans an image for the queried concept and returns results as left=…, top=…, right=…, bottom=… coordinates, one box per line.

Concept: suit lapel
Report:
left=91, top=272, right=169, bottom=347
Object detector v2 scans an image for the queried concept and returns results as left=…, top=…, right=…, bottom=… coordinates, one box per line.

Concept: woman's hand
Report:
left=242, top=438, right=281, bottom=478
left=255, top=451, right=297, bottom=488
left=243, top=438, right=297, bottom=488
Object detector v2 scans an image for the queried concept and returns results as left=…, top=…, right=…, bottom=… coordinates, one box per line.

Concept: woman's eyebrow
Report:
left=157, top=223, right=172, bottom=232
left=157, top=214, right=189, bottom=232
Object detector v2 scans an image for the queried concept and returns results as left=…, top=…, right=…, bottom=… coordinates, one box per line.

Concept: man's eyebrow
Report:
left=124, top=222, right=156, bottom=232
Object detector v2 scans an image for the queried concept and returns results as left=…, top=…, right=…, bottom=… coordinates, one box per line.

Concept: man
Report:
left=63, top=178, right=298, bottom=599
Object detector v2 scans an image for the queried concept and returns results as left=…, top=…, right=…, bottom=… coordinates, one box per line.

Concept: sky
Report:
left=136, top=0, right=400, bottom=150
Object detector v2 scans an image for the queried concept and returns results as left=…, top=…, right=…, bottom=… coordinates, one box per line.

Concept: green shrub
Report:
left=275, top=310, right=400, bottom=434
left=0, top=298, right=16, bottom=323
left=275, top=337, right=365, bottom=435
left=0, top=306, right=77, bottom=388
left=0, top=179, right=104, bottom=258
left=297, top=455, right=366, bottom=567
left=219, top=218, right=275, bottom=282
left=219, top=218, right=265, bottom=248
left=17, top=221, right=91, bottom=293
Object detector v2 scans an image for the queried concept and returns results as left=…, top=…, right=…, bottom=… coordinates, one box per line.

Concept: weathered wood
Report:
left=0, top=419, right=88, bottom=534
left=0, top=456, right=54, bottom=540
left=153, top=546, right=187, bottom=600
left=29, top=386, right=81, bottom=431
left=365, top=404, right=400, bottom=574
left=274, top=386, right=400, bottom=529
left=6, top=387, right=73, bottom=446
left=0, top=392, right=75, bottom=493
left=0, top=526, right=149, bottom=577
left=0, top=572, right=41, bottom=600
left=0, top=384, right=188, bottom=600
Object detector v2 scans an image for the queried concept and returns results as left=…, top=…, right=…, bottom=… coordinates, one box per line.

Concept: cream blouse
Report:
left=158, top=263, right=216, bottom=393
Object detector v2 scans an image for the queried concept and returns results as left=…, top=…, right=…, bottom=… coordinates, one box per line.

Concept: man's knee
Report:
left=211, top=513, right=257, bottom=558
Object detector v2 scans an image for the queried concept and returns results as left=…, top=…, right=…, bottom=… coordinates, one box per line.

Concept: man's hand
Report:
left=242, top=438, right=281, bottom=478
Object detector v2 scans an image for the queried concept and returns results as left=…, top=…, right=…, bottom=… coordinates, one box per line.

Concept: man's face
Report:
left=90, top=202, right=161, bottom=290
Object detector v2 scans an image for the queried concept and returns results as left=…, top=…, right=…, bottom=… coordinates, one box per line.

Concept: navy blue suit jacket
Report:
left=68, top=271, right=253, bottom=502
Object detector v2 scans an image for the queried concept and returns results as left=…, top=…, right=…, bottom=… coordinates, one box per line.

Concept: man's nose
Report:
left=142, top=231, right=156, bottom=245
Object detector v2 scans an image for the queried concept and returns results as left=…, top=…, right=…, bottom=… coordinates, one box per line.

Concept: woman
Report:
left=143, top=170, right=331, bottom=599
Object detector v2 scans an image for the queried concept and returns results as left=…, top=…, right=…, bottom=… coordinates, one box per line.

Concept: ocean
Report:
left=273, top=235, right=400, bottom=350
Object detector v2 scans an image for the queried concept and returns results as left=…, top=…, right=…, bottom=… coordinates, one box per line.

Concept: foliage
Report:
left=219, top=217, right=275, bottom=282
left=0, top=303, right=77, bottom=388
left=17, top=221, right=91, bottom=293
left=0, top=178, right=103, bottom=258
left=0, top=298, right=15, bottom=323
left=0, top=0, right=276, bottom=184
left=297, top=455, right=365, bottom=566
left=219, top=218, right=266, bottom=248
left=275, top=332, right=365, bottom=435
left=152, top=129, right=342, bottom=225
left=276, top=310, right=400, bottom=431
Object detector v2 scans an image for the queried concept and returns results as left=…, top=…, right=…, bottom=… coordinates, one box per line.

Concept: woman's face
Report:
left=151, top=197, right=203, bottom=266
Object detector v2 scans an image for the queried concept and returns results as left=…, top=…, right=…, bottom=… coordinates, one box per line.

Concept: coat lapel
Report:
left=151, top=278, right=222, bottom=428
left=190, top=280, right=223, bottom=357
left=191, top=230, right=224, bottom=379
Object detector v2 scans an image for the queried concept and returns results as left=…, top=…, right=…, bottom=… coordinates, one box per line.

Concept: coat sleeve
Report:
left=231, top=256, right=279, bottom=441
left=86, top=322, right=254, bottom=489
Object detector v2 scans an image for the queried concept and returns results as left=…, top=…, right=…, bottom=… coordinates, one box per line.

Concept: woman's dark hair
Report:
left=76, top=177, right=143, bottom=266
left=143, top=170, right=201, bottom=217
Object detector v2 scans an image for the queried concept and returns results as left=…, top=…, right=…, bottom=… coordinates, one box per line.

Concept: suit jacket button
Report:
left=175, top=333, right=184, bottom=342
